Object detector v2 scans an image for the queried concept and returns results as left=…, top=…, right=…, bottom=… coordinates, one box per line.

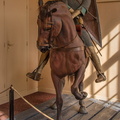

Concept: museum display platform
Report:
left=15, top=94, right=120, bottom=120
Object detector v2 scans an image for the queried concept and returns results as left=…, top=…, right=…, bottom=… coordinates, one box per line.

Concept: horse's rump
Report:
left=50, top=48, right=85, bottom=77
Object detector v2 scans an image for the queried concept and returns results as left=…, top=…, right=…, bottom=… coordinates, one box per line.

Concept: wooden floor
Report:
left=15, top=94, right=120, bottom=120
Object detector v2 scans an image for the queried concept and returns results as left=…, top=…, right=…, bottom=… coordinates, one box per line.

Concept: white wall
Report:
left=0, top=0, right=38, bottom=104
left=86, top=1, right=120, bottom=102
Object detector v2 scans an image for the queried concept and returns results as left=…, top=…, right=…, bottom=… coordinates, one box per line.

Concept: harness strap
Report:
left=50, top=33, right=78, bottom=49
left=52, top=46, right=84, bottom=51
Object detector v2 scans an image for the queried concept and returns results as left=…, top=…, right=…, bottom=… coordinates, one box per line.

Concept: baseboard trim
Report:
left=0, top=95, right=8, bottom=105
left=38, top=88, right=71, bottom=95
left=38, top=88, right=119, bottom=102
left=39, top=88, right=55, bottom=94
left=87, top=93, right=119, bottom=102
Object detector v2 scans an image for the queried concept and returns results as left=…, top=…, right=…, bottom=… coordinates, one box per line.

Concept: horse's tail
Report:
left=67, top=75, right=74, bottom=83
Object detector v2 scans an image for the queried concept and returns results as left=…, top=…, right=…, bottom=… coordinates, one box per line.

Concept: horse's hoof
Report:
left=79, top=106, right=88, bottom=114
left=50, top=104, right=57, bottom=110
left=81, top=91, right=88, bottom=99
left=57, top=116, right=63, bottom=120
left=26, top=72, right=41, bottom=81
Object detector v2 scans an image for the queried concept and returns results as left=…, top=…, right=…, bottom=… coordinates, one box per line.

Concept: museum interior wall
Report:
left=38, top=0, right=120, bottom=102
left=0, top=0, right=38, bottom=104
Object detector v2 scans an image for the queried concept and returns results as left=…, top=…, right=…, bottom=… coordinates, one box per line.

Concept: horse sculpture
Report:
left=37, top=1, right=89, bottom=120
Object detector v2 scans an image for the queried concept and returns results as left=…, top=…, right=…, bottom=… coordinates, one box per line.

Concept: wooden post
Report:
left=9, top=86, right=14, bottom=120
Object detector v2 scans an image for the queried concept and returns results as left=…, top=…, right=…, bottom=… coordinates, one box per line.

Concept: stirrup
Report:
left=26, top=70, right=41, bottom=81
left=95, top=73, right=106, bottom=83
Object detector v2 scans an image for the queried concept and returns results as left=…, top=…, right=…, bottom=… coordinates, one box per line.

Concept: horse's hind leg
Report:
left=71, top=65, right=88, bottom=114
left=51, top=72, right=63, bottom=120
left=79, top=81, right=88, bottom=114
left=50, top=78, right=65, bottom=110
left=71, top=64, right=87, bottom=100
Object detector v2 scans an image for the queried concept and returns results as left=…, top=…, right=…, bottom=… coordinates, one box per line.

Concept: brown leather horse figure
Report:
left=37, top=1, right=89, bottom=120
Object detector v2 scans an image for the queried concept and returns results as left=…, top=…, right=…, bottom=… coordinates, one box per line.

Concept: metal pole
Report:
left=9, top=85, right=14, bottom=120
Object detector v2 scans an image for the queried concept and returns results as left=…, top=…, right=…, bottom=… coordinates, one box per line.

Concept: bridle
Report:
left=38, top=13, right=79, bottom=50
left=38, top=1, right=84, bottom=51
left=37, top=4, right=54, bottom=49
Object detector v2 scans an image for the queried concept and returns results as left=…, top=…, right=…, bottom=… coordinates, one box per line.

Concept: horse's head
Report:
left=37, top=1, right=57, bottom=53
left=37, top=1, right=76, bottom=52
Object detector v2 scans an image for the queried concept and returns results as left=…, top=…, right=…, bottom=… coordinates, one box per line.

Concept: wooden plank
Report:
left=91, top=107, right=117, bottom=120
left=109, top=103, right=120, bottom=112
left=15, top=97, right=56, bottom=120
left=15, top=94, right=119, bottom=120
left=70, top=102, right=104, bottom=120
left=96, top=100, right=120, bottom=112
left=27, top=95, right=79, bottom=120
left=110, top=111, right=120, bottom=120
left=27, top=108, right=56, bottom=120
left=15, top=94, right=68, bottom=120
left=114, top=103, right=120, bottom=108
left=53, top=99, right=93, bottom=120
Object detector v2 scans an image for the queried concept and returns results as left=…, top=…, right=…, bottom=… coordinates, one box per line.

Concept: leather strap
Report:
left=52, top=46, right=84, bottom=51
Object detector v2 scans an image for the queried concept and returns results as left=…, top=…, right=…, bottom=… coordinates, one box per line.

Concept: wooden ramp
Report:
left=15, top=94, right=120, bottom=120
